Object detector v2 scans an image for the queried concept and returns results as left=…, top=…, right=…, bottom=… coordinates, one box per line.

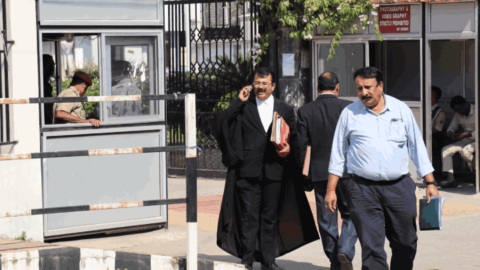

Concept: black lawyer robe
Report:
left=216, top=101, right=319, bottom=262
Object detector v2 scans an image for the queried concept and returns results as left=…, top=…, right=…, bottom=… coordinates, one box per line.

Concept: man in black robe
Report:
left=216, top=67, right=319, bottom=270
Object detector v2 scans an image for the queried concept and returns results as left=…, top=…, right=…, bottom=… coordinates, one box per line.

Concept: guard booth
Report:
left=311, top=0, right=479, bottom=192
left=37, top=0, right=167, bottom=239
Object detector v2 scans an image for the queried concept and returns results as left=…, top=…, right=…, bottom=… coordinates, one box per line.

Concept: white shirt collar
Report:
left=256, top=94, right=274, bottom=106
left=320, top=92, right=335, bottom=96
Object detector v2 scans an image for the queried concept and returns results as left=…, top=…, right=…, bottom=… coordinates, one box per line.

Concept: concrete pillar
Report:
left=0, top=0, right=44, bottom=242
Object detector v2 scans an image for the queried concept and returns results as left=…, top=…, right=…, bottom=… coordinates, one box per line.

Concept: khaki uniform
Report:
left=53, top=86, right=86, bottom=124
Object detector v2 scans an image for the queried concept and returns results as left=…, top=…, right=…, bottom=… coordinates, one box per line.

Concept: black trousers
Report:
left=347, top=176, right=418, bottom=270
left=432, top=133, right=444, bottom=177
left=313, top=179, right=357, bottom=266
left=236, top=176, right=282, bottom=264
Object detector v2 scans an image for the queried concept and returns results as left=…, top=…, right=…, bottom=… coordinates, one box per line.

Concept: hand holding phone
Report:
left=239, top=85, right=253, bottom=102
left=248, top=83, right=254, bottom=93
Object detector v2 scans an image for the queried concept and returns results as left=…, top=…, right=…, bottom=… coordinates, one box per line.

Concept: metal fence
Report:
left=165, top=0, right=258, bottom=177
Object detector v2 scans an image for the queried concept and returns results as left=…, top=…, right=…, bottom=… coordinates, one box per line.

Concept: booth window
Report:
left=104, top=36, right=158, bottom=121
left=41, top=33, right=163, bottom=126
left=42, top=34, right=100, bottom=125
left=385, top=41, right=420, bottom=101
left=370, top=41, right=421, bottom=101
left=316, top=43, right=365, bottom=97
left=431, top=40, right=475, bottom=104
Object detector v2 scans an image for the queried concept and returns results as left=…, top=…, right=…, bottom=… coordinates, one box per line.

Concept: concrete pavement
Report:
left=2, top=176, right=480, bottom=269
left=54, top=176, right=480, bottom=270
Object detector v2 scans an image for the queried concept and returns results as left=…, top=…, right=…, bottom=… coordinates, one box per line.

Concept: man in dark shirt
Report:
left=297, top=72, right=357, bottom=270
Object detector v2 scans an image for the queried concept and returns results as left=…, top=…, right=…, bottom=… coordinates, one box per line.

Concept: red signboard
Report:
left=378, top=5, right=411, bottom=33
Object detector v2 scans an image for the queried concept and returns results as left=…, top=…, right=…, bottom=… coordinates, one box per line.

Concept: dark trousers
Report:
left=236, top=177, right=282, bottom=264
left=432, top=133, right=444, bottom=178
left=347, top=176, right=418, bottom=270
left=313, top=179, right=357, bottom=266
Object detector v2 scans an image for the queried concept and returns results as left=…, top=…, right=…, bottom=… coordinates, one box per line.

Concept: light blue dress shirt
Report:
left=329, top=94, right=434, bottom=181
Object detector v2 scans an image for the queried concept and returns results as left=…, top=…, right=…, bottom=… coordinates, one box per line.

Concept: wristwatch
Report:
left=426, top=180, right=437, bottom=186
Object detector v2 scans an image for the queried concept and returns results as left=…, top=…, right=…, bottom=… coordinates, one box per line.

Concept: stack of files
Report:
left=270, top=111, right=290, bottom=151
left=419, top=195, right=445, bottom=231
left=302, top=146, right=311, bottom=176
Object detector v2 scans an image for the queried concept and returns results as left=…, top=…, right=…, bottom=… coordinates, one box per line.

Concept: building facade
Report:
left=306, top=0, right=479, bottom=190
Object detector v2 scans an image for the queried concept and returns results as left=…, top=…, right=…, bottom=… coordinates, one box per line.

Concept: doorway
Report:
left=428, top=39, right=476, bottom=185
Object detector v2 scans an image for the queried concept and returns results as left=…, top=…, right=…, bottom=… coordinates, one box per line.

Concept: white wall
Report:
left=0, top=0, right=43, bottom=242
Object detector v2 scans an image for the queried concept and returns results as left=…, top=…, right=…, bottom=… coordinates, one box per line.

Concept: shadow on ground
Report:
left=198, top=254, right=329, bottom=270
left=438, top=184, right=478, bottom=195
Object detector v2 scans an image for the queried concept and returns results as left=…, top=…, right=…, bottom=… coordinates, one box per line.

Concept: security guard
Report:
left=53, top=71, right=101, bottom=127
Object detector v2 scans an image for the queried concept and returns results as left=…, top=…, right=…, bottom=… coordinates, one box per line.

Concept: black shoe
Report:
left=440, top=172, right=458, bottom=188
left=337, top=254, right=353, bottom=270
left=261, top=262, right=286, bottom=270
left=240, top=262, right=253, bottom=270
left=440, top=179, right=458, bottom=188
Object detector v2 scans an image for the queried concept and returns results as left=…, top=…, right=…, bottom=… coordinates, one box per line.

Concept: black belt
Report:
left=351, top=173, right=411, bottom=182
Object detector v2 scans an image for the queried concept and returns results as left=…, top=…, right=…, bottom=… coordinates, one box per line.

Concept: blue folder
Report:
left=419, top=196, right=445, bottom=231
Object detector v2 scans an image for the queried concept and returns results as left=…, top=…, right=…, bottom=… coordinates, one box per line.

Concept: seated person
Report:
left=53, top=71, right=101, bottom=127
left=431, top=86, right=446, bottom=178
left=111, top=60, right=142, bottom=117
left=43, top=54, right=55, bottom=124
left=440, top=96, right=475, bottom=188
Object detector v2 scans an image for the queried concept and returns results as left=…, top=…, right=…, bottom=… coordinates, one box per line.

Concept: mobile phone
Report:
left=248, top=83, right=254, bottom=93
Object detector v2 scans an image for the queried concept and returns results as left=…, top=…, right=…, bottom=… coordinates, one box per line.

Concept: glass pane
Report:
left=40, top=0, right=161, bottom=24
left=317, top=43, right=365, bottom=97
left=42, top=35, right=100, bottom=125
left=465, top=40, right=475, bottom=103
left=369, top=41, right=383, bottom=71
left=386, top=41, right=421, bottom=101
left=431, top=41, right=463, bottom=101
left=429, top=40, right=468, bottom=179
left=106, top=37, right=157, bottom=119
left=42, top=41, right=56, bottom=125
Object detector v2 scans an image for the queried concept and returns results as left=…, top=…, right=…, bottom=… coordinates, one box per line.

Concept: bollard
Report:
left=185, top=93, right=197, bottom=270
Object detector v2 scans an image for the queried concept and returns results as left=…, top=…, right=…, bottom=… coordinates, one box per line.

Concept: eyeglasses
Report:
left=253, top=82, right=271, bottom=87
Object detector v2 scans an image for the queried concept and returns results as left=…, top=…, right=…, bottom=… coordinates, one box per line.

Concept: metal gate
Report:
left=164, top=0, right=258, bottom=177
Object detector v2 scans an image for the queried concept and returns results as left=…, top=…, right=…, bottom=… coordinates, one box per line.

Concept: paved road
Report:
left=55, top=176, right=480, bottom=270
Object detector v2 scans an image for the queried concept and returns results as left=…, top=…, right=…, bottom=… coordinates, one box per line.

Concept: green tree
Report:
left=242, top=0, right=383, bottom=61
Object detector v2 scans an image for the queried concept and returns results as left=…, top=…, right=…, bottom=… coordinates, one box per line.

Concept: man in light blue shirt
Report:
left=325, top=67, right=439, bottom=270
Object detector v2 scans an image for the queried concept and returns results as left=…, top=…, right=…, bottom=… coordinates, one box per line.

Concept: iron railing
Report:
left=0, top=93, right=200, bottom=270
left=165, top=0, right=258, bottom=176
